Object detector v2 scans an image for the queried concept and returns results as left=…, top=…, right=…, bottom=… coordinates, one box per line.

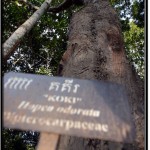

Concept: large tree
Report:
left=56, top=0, right=144, bottom=150
left=2, top=0, right=144, bottom=150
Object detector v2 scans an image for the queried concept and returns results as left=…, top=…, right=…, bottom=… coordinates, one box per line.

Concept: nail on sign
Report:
left=3, top=72, right=135, bottom=143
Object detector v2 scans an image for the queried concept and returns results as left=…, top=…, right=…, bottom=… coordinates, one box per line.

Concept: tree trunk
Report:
left=57, top=0, right=144, bottom=150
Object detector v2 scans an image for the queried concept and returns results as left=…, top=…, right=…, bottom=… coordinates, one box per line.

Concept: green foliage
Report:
left=109, top=0, right=144, bottom=79
left=36, top=66, right=53, bottom=75
left=131, top=0, right=144, bottom=28
left=2, top=128, right=39, bottom=150
left=110, top=0, right=144, bottom=30
left=123, top=22, right=144, bottom=78
left=3, top=0, right=28, bottom=42
left=3, top=0, right=69, bottom=75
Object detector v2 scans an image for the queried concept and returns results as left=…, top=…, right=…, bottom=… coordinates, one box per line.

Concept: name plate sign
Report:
left=3, top=72, right=135, bottom=143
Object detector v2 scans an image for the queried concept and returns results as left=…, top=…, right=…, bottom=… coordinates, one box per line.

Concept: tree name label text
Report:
left=3, top=72, right=135, bottom=143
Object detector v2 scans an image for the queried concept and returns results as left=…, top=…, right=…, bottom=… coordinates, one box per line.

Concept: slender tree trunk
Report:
left=57, top=0, right=144, bottom=150
left=3, top=0, right=52, bottom=63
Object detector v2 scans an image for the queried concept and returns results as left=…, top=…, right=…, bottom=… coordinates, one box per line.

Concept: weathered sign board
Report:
left=3, top=72, right=135, bottom=143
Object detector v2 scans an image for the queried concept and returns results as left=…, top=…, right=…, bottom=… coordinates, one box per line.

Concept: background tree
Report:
left=2, top=129, right=39, bottom=150
left=2, top=0, right=144, bottom=149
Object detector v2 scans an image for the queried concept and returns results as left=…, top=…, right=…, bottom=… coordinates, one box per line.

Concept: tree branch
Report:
left=48, top=0, right=73, bottom=13
left=3, top=0, right=52, bottom=63
left=18, top=0, right=84, bottom=13
left=48, top=0, right=84, bottom=13
left=18, top=0, right=40, bottom=10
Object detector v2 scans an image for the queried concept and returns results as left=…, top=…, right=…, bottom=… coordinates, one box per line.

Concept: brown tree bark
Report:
left=57, top=0, right=144, bottom=150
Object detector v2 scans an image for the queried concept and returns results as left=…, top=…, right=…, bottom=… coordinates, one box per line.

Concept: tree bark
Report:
left=57, top=0, right=144, bottom=150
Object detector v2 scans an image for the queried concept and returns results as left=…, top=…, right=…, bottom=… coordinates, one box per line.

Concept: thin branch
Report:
left=18, top=0, right=40, bottom=10
left=18, top=0, right=85, bottom=13
left=13, top=55, right=23, bottom=65
left=18, top=0, right=75, bottom=13
left=48, top=0, right=73, bottom=13
left=48, top=0, right=84, bottom=13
